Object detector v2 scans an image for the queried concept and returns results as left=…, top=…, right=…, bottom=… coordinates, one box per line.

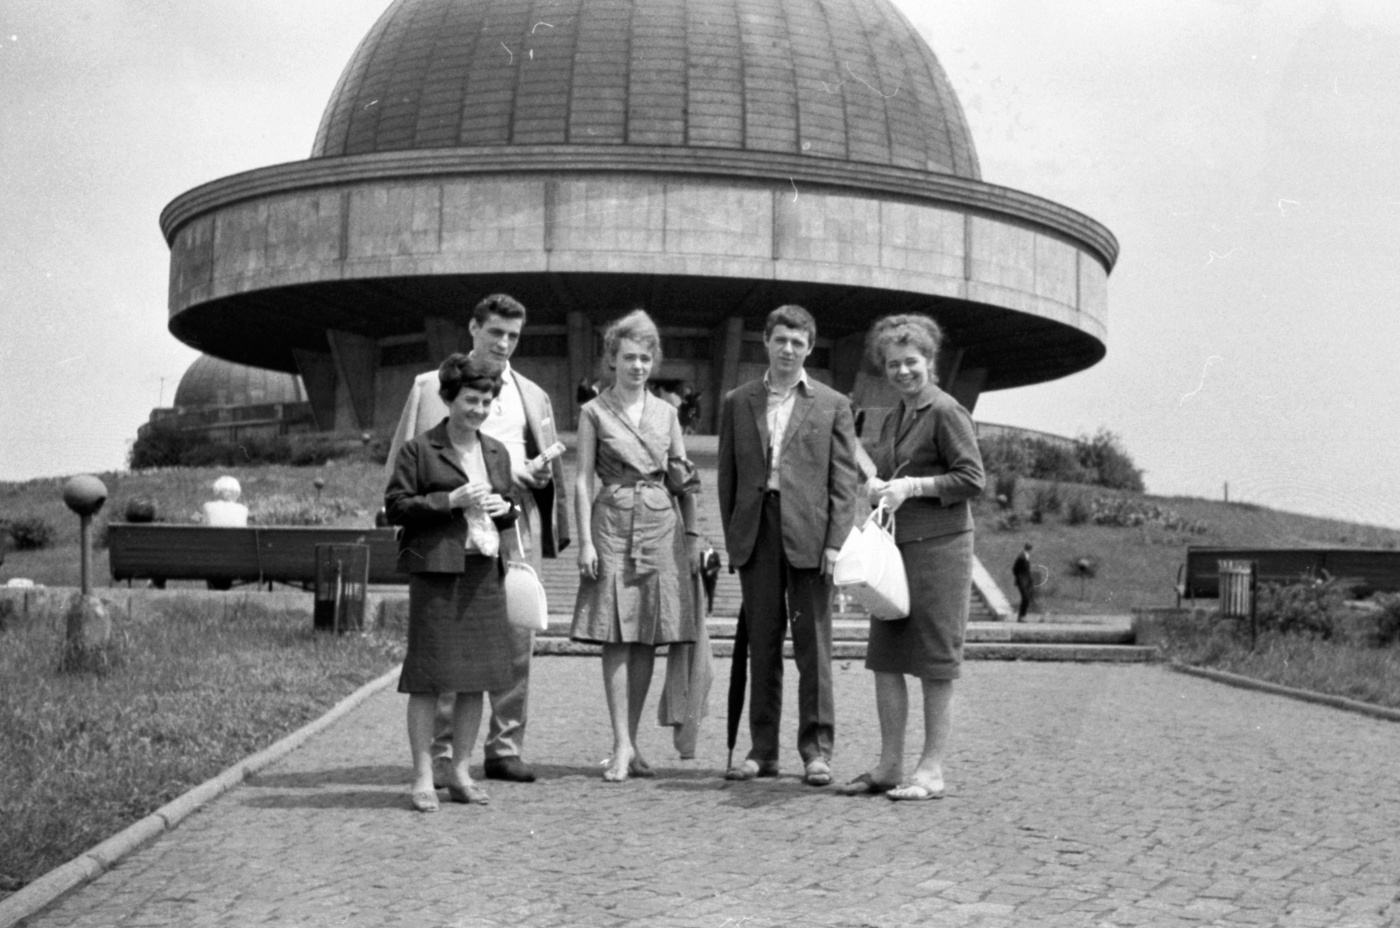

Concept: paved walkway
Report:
left=22, top=658, right=1400, bottom=927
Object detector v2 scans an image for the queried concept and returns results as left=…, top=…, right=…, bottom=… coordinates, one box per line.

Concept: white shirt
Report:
left=480, top=362, right=529, bottom=472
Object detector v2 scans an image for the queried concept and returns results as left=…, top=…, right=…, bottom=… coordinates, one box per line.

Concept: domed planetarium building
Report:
left=160, top=0, right=1116, bottom=436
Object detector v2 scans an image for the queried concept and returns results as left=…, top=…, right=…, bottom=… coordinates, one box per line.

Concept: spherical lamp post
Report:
left=61, top=475, right=112, bottom=671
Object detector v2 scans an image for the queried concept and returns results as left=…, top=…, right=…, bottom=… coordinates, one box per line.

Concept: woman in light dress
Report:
left=571, top=310, right=702, bottom=781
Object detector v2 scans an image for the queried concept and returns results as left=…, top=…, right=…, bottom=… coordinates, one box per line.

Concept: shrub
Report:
left=1370, top=594, right=1400, bottom=648
left=1255, top=578, right=1353, bottom=641
left=1076, top=428, right=1145, bottom=492
left=994, top=510, right=1022, bottom=532
left=1030, top=482, right=1063, bottom=520
left=1089, top=497, right=1209, bottom=534
left=2, top=515, right=56, bottom=550
left=128, top=428, right=210, bottom=469
left=1065, top=493, right=1091, bottom=525
left=130, top=430, right=368, bottom=470
left=248, top=494, right=360, bottom=526
left=993, top=472, right=1018, bottom=511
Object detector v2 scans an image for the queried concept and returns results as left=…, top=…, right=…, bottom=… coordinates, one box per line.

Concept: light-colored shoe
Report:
left=724, top=759, right=780, bottom=781
left=803, top=759, right=833, bottom=787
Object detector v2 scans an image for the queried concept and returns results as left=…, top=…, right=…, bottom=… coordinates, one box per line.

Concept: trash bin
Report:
left=314, top=544, right=369, bottom=633
left=1216, top=559, right=1255, bottom=618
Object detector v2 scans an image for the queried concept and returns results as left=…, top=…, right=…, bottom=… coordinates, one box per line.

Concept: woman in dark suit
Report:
left=839, top=314, right=985, bottom=801
left=385, top=354, right=519, bottom=813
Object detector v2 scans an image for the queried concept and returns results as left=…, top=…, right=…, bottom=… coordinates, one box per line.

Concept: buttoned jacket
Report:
left=384, top=422, right=518, bottom=574
left=384, top=367, right=570, bottom=558
left=869, top=384, right=985, bottom=544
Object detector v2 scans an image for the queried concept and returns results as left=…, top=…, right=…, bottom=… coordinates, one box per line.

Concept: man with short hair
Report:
left=384, top=293, right=569, bottom=783
left=717, top=304, right=858, bottom=786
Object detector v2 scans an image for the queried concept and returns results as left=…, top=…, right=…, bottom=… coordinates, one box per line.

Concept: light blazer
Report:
left=717, top=376, right=858, bottom=570
left=384, top=422, right=518, bottom=574
left=384, top=367, right=570, bottom=558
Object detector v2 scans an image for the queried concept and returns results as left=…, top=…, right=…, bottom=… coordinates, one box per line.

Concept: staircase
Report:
left=528, top=435, right=1152, bottom=663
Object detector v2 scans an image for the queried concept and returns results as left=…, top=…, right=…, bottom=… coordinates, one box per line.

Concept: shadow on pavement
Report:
left=246, top=765, right=404, bottom=788
left=241, top=790, right=408, bottom=811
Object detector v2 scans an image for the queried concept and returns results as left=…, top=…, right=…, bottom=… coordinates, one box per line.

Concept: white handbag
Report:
left=503, top=522, right=548, bottom=632
left=832, top=502, right=910, bottom=620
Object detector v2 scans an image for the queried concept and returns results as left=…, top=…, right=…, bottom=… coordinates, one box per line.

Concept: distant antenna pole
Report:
left=1223, top=481, right=1229, bottom=503
left=157, top=375, right=167, bottom=407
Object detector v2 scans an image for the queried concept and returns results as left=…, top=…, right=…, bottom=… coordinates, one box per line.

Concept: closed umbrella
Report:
left=726, top=604, right=748, bottom=772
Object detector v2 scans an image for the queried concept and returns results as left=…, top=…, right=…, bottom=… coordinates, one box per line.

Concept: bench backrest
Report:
left=108, top=524, right=405, bottom=585
left=1182, top=546, right=1400, bottom=598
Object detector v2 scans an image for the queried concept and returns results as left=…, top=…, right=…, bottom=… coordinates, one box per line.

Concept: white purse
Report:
left=503, top=522, right=548, bottom=632
left=832, top=502, right=910, bottom=620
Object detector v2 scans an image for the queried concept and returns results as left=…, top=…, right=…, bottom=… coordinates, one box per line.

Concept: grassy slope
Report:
left=972, top=482, right=1400, bottom=616
left=6, top=461, right=1400, bottom=611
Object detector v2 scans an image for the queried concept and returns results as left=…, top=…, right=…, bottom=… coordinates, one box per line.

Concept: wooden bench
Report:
left=108, top=524, right=405, bottom=589
left=1176, top=546, right=1400, bottom=606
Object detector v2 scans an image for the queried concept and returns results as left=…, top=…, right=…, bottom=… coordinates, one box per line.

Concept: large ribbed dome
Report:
left=311, top=0, right=980, bottom=179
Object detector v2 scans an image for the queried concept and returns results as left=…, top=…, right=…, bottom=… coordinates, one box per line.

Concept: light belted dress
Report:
left=570, top=391, right=700, bottom=646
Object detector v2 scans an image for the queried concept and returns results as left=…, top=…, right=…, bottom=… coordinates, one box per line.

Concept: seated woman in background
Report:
left=571, top=309, right=702, bottom=782
left=385, top=354, right=519, bottom=813
left=839, top=313, right=985, bottom=802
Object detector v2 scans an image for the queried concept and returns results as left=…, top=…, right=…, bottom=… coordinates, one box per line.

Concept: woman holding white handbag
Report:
left=838, top=315, right=985, bottom=801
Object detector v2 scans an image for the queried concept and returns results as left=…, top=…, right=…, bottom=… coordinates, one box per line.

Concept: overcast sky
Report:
left=3, top=0, right=1398, bottom=528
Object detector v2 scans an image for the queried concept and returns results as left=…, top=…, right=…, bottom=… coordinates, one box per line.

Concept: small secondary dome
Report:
left=312, top=0, right=980, bottom=179
left=173, top=355, right=307, bottom=409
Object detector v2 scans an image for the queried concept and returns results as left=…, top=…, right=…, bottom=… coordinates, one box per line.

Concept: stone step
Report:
left=533, top=637, right=1156, bottom=663
left=528, top=615, right=1152, bottom=662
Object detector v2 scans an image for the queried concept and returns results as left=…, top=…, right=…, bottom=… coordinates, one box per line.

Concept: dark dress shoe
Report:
left=484, top=756, right=537, bottom=782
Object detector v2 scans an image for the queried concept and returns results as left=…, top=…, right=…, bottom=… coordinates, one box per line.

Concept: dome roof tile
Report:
left=312, top=0, right=980, bottom=179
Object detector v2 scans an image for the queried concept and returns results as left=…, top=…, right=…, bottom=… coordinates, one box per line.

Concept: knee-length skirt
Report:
left=398, top=556, right=513, bottom=694
left=865, top=530, right=974, bottom=680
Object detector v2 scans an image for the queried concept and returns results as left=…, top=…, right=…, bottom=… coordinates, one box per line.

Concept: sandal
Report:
left=836, top=773, right=896, bottom=796
left=887, top=781, right=945, bottom=801
left=410, top=790, right=440, bottom=813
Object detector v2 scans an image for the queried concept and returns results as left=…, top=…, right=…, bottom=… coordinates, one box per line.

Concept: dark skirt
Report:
left=865, top=530, right=974, bottom=680
left=398, top=556, right=513, bottom=694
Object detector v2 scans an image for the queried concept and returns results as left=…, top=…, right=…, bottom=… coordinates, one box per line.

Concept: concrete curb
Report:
left=1170, top=663, right=1400, bottom=724
left=0, top=665, right=401, bottom=928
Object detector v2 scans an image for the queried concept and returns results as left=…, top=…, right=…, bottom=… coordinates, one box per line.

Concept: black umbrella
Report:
left=726, top=604, right=748, bottom=772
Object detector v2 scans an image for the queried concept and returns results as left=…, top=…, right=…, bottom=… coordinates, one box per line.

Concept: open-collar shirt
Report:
left=763, top=368, right=810, bottom=491
left=472, top=357, right=528, bottom=471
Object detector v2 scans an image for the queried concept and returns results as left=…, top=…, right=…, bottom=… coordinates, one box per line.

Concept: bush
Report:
left=1076, top=428, right=1145, bottom=492
left=130, top=430, right=368, bottom=470
left=977, top=427, right=1144, bottom=491
left=993, top=472, right=1018, bottom=510
left=1089, top=497, right=1209, bottom=534
left=1030, top=483, right=1063, bottom=523
left=1369, top=594, right=1400, bottom=648
left=247, top=494, right=360, bottom=526
left=2, top=515, right=56, bottom=550
left=1255, top=578, right=1353, bottom=641
left=1065, top=493, right=1091, bottom=525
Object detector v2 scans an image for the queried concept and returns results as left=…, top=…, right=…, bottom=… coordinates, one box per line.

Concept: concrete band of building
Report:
left=160, top=0, right=1117, bottom=436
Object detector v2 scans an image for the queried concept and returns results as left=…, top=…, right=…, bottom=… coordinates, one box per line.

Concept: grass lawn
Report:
left=0, top=594, right=404, bottom=897
left=1136, top=607, right=1400, bottom=710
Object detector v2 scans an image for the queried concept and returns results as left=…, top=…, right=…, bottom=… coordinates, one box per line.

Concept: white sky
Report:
left=2, top=0, right=1398, bottom=527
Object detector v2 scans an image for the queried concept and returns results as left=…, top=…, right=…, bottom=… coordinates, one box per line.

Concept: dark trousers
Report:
left=1016, top=577, right=1035, bottom=619
left=737, top=493, right=835, bottom=766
